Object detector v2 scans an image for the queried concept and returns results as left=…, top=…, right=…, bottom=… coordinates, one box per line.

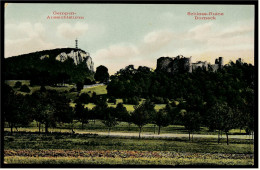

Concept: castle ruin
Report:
left=156, top=55, right=224, bottom=74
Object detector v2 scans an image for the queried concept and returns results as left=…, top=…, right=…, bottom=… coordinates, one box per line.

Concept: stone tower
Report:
left=218, top=57, right=223, bottom=69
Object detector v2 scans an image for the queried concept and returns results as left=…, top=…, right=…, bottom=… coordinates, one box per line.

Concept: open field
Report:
left=4, top=132, right=254, bottom=166
left=81, top=85, right=107, bottom=95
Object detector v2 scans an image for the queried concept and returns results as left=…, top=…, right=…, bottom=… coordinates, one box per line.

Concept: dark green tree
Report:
left=181, top=111, right=201, bottom=142
left=153, top=109, right=170, bottom=135
left=14, top=81, right=22, bottom=88
left=3, top=85, right=33, bottom=134
left=20, top=85, right=31, bottom=93
left=94, top=65, right=109, bottom=83
left=131, top=100, right=155, bottom=139
left=76, top=82, right=84, bottom=92
left=102, top=107, right=118, bottom=134
left=75, top=102, right=89, bottom=129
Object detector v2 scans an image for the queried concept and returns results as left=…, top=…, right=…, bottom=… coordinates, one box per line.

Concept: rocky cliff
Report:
left=4, top=48, right=95, bottom=82
left=40, top=49, right=94, bottom=72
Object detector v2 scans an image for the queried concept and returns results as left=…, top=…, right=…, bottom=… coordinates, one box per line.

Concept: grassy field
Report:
left=4, top=156, right=253, bottom=166
left=4, top=132, right=254, bottom=166
left=81, top=85, right=107, bottom=95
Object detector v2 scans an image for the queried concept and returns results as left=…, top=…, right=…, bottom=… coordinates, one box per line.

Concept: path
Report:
left=77, top=131, right=253, bottom=140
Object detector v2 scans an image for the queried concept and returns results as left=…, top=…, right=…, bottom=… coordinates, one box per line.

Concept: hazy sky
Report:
left=5, top=3, right=254, bottom=73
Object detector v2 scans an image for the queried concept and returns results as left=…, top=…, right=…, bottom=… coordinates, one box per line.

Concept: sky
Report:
left=5, top=3, right=255, bottom=74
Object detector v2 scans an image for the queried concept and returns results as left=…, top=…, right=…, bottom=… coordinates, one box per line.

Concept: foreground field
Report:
left=5, top=156, right=253, bottom=166
left=4, top=132, right=254, bottom=166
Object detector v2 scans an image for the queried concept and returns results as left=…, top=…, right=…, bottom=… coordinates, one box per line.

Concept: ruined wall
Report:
left=156, top=55, right=224, bottom=74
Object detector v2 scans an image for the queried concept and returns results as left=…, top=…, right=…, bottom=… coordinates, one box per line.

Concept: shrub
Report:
left=40, top=85, right=46, bottom=92
left=150, top=96, right=168, bottom=104
left=20, top=85, right=30, bottom=93
left=14, top=81, right=22, bottom=88
left=70, top=88, right=76, bottom=92
left=108, top=97, right=116, bottom=104
left=123, top=96, right=139, bottom=105
left=76, top=93, right=91, bottom=104
left=76, top=82, right=84, bottom=92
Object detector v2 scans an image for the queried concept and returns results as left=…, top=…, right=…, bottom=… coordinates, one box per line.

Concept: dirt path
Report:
left=76, top=131, right=253, bottom=140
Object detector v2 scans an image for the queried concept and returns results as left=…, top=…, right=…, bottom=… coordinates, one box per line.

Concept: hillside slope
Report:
left=4, top=48, right=94, bottom=84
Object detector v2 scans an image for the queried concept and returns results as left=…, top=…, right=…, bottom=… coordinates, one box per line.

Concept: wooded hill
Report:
left=4, top=48, right=94, bottom=85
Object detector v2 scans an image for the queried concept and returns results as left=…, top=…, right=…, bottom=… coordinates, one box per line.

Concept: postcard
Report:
left=2, top=1, right=257, bottom=168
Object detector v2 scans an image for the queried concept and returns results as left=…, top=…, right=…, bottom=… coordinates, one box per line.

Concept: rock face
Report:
left=55, top=49, right=94, bottom=72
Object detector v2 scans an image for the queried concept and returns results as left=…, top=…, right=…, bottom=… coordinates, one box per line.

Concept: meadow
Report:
left=4, top=131, right=254, bottom=166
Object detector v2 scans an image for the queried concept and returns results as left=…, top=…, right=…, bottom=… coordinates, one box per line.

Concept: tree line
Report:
left=3, top=60, right=254, bottom=145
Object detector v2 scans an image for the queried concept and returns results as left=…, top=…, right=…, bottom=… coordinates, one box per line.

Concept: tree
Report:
left=115, top=103, right=128, bottom=121
left=3, top=84, right=33, bottom=134
left=206, top=102, right=225, bottom=143
left=102, top=107, right=118, bottom=134
left=181, top=111, right=201, bottom=142
left=75, top=102, right=89, bottom=129
left=131, top=100, right=155, bottom=139
left=76, top=93, right=91, bottom=104
left=76, top=82, right=84, bottom=92
left=94, top=65, right=109, bottom=83
left=40, top=85, right=46, bottom=92
left=53, top=94, right=74, bottom=131
left=108, top=96, right=117, bottom=104
left=31, top=90, right=73, bottom=134
left=84, top=78, right=93, bottom=85
left=14, top=81, right=22, bottom=88
left=153, top=109, right=170, bottom=135
left=207, top=102, right=236, bottom=145
left=222, top=106, right=236, bottom=145
left=91, top=96, right=108, bottom=120
left=20, top=85, right=30, bottom=93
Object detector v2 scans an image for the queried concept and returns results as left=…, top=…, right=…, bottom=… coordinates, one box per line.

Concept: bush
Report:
left=5, top=136, right=15, bottom=142
left=14, top=81, right=22, bottom=88
left=76, top=93, right=91, bottom=104
left=76, top=82, right=84, bottom=92
left=20, top=85, right=31, bottom=93
left=40, top=85, right=46, bottom=92
left=84, top=78, right=95, bottom=85
left=123, top=96, right=139, bottom=105
left=108, top=97, right=116, bottom=104
left=150, top=96, right=168, bottom=104
left=93, top=95, right=107, bottom=105
left=69, top=88, right=76, bottom=92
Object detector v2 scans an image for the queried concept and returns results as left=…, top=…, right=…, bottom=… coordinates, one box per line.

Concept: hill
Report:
left=4, top=48, right=94, bottom=85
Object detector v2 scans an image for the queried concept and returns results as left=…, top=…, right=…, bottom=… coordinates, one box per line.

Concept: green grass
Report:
left=4, top=156, right=254, bottom=166
left=81, top=85, right=107, bottom=95
left=4, top=132, right=253, bottom=153
left=4, top=132, right=254, bottom=165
